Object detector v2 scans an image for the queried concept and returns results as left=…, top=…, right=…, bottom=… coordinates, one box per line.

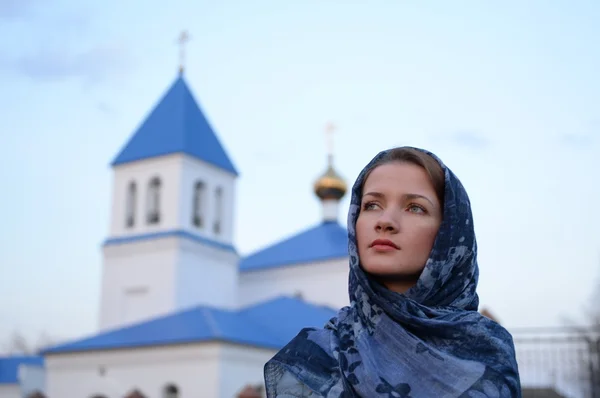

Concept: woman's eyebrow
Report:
left=362, top=191, right=384, bottom=199
left=403, top=193, right=436, bottom=207
left=363, top=191, right=436, bottom=207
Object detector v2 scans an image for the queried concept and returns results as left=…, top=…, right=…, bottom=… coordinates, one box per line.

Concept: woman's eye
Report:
left=363, top=202, right=378, bottom=211
left=408, top=204, right=425, bottom=214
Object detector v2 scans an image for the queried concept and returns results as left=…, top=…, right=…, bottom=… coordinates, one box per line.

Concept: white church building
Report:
left=0, top=71, right=352, bottom=398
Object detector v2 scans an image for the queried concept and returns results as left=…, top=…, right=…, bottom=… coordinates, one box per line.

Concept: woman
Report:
left=264, top=147, right=521, bottom=397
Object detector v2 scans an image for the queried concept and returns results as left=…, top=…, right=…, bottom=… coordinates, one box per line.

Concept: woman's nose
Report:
left=375, top=213, right=399, bottom=233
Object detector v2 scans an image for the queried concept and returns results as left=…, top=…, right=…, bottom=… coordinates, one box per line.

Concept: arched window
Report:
left=126, top=181, right=136, bottom=227
left=147, top=177, right=161, bottom=224
left=192, top=181, right=205, bottom=228
left=237, top=384, right=263, bottom=398
left=163, top=383, right=179, bottom=398
left=213, top=187, right=223, bottom=234
left=125, top=389, right=146, bottom=398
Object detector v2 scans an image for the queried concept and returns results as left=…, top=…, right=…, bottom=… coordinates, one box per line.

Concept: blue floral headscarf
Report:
left=264, top=147, right=521, bottom=397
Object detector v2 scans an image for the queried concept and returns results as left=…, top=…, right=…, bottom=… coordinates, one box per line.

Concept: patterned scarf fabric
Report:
left=264, top=147, right=521, bottom=397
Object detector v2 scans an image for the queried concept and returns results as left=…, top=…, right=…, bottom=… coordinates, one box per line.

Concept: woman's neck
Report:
left=383, top=280, right=417, bottom=294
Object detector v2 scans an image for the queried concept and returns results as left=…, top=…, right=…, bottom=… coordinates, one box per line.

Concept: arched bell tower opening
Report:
left=146, top=176, right=162, bottom=224
left=192, top=180, right=205, bottom=228
left=125, top=181, right=137, bottom=227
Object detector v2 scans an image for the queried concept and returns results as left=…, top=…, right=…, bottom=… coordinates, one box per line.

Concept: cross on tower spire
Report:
left=178, top=30, right=190, bottom=74
left=325, top=122, right=336, bottom=166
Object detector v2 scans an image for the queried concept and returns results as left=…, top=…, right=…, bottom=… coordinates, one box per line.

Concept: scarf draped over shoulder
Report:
left=264, top=147, right=521, bottom=397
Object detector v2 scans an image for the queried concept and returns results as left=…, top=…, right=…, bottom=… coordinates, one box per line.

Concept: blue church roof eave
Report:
left=40, top=296, right=336, bottom=355
left=0, top=356, right=44, bottom=384
left=110, top=151, right=240, bottom=177
left=110, top=75, right=239, bottom=176
left=42, top=337, right=282, bottom=356
left=239, top=253, right=348, bottom=273
left=239, top=221, right=349, bottom=272
left=103, top=230, right=238, bottom=255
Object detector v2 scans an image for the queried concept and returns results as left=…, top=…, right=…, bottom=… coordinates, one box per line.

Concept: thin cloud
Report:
left=433, top=130, right=491, bottom=149
left=0, top=0, right=38, bottom=20
left=0, top=0, right=89, bottom=29
left=96, top=101, right=118, bottom=116
left=450, top=131, right=490, bottom=149
left=0, top=4, right=130, bottom=86
left=560, top=120, right=598, bottom=148
left=2, top=44, right=133, bottom=86
left=561, top=134, right=594, bottom=148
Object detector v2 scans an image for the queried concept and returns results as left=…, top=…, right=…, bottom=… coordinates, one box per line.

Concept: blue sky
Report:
left=1, top=0, right=599, bottom=349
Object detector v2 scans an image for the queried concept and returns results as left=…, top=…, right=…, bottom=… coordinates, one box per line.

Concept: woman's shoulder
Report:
left=458, top=310, right=516, bottom=340
left=263, top=307, right=352, bottom=397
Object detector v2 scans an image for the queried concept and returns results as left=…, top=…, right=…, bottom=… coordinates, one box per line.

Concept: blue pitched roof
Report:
left=111, top=73, right=238, bottom=175
left=240, top=221, right=348, bottom=272
left=42, top=296, right=336, bottom=354
left=0, top=356, right=44, bottom=384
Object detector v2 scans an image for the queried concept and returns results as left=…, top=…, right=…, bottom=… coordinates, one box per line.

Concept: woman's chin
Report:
left=362, top=261, right=408, bottom=278
left=362, top=265, right=422, bottom=291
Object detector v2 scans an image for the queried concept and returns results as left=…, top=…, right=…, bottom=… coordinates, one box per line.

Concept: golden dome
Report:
left=314, top=159, right=347, bottom=201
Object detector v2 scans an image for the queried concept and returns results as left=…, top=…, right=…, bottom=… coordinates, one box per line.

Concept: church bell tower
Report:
left=98, top=36, right=240, bottom=331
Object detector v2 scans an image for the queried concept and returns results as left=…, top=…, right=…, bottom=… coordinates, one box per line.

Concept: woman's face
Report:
left=356, top=161, right=443, bottom=292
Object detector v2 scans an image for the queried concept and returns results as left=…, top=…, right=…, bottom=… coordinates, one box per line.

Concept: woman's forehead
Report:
left=361, top=163, right=438, bottom=192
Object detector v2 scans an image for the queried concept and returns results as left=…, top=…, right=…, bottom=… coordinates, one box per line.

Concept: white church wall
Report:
left=44, top=343, right=274, bottom=398
left=238, top=257, right=350, bottom=310
left=45, top=344, right=221, bottom=398
left=0, top=385, right=19, bottom=398
left=176, top=238, right=239, bottom=310
left=99, top=238, right=178, bottom=331
left=100, top=232, right=240, bottom=331
left=219, top=345, right=276, bottom=398
left=19, top=364, right=46, bottom=398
